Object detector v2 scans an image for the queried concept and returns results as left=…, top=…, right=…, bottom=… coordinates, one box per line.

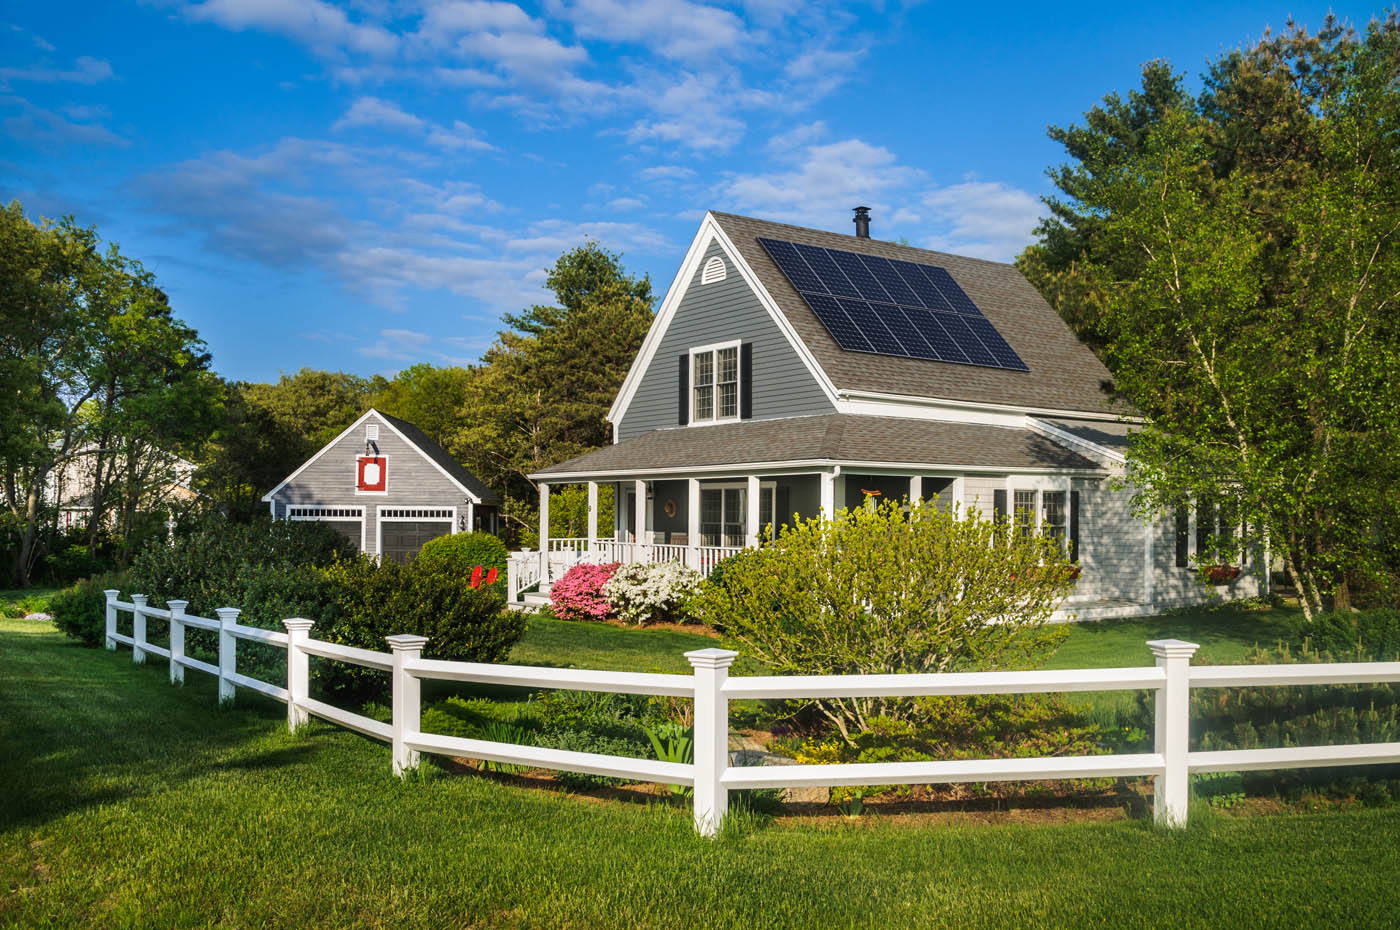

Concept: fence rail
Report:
left=103, top=589, right=1400, bottom=836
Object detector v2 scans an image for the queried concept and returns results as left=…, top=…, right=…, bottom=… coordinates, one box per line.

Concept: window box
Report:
left=1204, top=564, right=1240, bottom=584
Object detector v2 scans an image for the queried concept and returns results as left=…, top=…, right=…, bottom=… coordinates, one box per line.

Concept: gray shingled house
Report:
left=513, top=210, right=1264, bottom=618
left=263, top=408, right=499, bottom=563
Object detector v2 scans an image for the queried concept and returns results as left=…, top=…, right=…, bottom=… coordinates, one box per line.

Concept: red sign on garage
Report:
left=356, top=455, right=387, bottom=493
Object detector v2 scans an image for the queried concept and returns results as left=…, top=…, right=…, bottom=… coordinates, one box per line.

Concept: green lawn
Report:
left=508, top=613, right=718, bottom=673
left=6, top=615, right=1400, bottom=929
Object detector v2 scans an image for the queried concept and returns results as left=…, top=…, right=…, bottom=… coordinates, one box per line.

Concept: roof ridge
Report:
left=708, top=210, right=1019, bottom=270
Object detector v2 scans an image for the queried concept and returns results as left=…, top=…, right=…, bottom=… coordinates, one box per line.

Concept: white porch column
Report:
left=908, top=475, right=923, bottom=510
left=687, top=478, right=701, bottom=569
left=746, top=475, right=761, bottom=547
left=538, top=482, right=550, bottom=579
left=819, top=470, right=835, bottom=521
left=586, top=481, right=599, bottom=557
left=633, top=479, right=647, bottom=554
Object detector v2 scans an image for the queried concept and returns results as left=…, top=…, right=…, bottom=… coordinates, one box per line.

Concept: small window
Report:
left=701, top=255, right=727, bottom=284
left=691, top=343, right=739, bottom=422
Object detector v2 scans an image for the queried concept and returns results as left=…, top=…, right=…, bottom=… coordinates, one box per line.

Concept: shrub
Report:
left=550, top=562, right=619, bottom=622
left=415, top=531, right=509, bottom=576
left=535, top=729, right=650, bottom=788
left=696, top=500, right=1075, bottom=743
left=42, top=544, right=107, bottom=585
left=129, top=513, right=355, bottom=621
left=603, top=561, right=703, bottom=625
left=1297, top=608, right=1400, bottom=660
left=49, top=571, right=131, bottom=647
left=314, top=557, right=523, bottom=701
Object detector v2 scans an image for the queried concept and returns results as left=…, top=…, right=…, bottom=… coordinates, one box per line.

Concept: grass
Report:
left=7, top=615, right=1400, bottom=929
left=508, top=612, right=717, bottom=673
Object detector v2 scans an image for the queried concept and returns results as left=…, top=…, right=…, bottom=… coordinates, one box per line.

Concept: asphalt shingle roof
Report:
left=1042, top=418, right=1136, bottom=453
left=534, top=414, right=1101, bottom=478
left=377, top=410, right=500, bottom=503
left=710, top=211, right=1124, bottom=416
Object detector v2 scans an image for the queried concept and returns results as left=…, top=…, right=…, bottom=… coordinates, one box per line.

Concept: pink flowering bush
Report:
left=550, top=562, right=620, bottom=622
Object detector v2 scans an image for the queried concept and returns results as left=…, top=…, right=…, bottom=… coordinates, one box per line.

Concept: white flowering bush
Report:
left=603, top=561, right=704, bottom=626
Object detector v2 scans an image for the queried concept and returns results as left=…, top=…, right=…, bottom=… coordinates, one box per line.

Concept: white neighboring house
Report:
left=46, top=443, right=198, bottom=531
left=510, top=209, right=1266, bottom=619
left=261, top=409, right=501, bottom=563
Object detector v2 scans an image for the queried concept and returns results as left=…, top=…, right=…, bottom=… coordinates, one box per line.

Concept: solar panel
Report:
left=757, top=237, right=1029, bottom=372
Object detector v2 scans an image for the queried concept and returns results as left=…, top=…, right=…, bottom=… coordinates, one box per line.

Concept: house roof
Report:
left=261, top=409, right=500, bottom=504
left=533, top=414, right=1102, bottom=479
left=1041, top=418, right=1135, bottom=453
left=375, top=411, right=500, bottom=503
left=709, top=211, right=1124, bottom=416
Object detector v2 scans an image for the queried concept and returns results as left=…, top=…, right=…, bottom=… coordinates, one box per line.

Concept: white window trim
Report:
left=688, top=339, right=743, bottom=426
left=288, top=506, right=366, bottom=552
left=375, top=505, right=458, bottom=559
left=1006, top=476, right=1072, bottom=543
left=354, top=454, right=390, bottom=496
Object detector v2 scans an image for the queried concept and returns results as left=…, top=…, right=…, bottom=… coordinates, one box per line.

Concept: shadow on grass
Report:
left=0, top=621, right=306, bottom=832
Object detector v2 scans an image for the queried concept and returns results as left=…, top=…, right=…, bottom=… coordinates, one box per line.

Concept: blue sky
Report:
left=2, top=2, right=1389, bottom=383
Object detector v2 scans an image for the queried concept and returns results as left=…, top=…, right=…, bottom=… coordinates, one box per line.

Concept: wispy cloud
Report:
left=2, top=95, right=127, bottom=149
left=0, top=55, right=113, bottom=86
left=181, top=0, right=398, bottom=57
left=333, top=95, right=425, bottom=132
left=920, top=179, right=1044, bottom=262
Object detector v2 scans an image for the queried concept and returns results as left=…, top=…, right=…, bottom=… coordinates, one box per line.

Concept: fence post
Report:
left=283, top=619, right=314, bottom=732
left=214, top=608, right=240, bottom=705
left=386, top=634, right=429, bottom=777
left=167, top=600, right=188, bottom=685
left=1148, top=638, right=1200, bottom=827
left=686, top=647, right=739, bottom=837
left=131, top=594, right=149, bottom=665
left=104, top=589, right=120, bottom=651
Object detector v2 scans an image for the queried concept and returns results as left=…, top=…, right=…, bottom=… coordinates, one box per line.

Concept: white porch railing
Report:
left=508, top=539, right=746, bottom=601
left=103, top=588, right=1400, bottom=836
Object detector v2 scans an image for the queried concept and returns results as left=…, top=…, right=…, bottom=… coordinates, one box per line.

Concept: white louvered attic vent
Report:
left=701, top=255, right=727, bottom=285
left=366, top=424, right=379, bottom=442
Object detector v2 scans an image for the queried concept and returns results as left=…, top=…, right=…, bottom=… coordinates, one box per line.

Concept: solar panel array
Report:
left=756, top=237, right=1029, bottom=372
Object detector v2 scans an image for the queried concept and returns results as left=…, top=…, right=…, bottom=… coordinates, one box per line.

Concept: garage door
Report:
left=380, top=521, right=452, bottom=564
left=322, top=521, right=364, bottom=550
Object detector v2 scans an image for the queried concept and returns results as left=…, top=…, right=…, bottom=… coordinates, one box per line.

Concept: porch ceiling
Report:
left=531, top=414, right=1103, bottom=480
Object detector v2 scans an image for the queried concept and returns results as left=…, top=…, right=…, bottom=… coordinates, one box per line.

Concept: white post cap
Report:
left=166, top=600, right=189, bottom=611
left=282, top=618, right=315, bottom=633
left=385, top=634, right=429, bottom=652
left=685, top=647, right=740, bottom=669
left=214, top=607, right=241, bottom=622
left=131, top=594, right=148, bottom=606
left=1146, top=639, right=1200, bottom=659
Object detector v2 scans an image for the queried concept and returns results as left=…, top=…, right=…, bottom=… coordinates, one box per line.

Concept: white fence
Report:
left=103, top=589, right=1400, bottom=836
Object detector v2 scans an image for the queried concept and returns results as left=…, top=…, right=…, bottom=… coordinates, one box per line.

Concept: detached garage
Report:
left=262, top=409, right=500, bottom=563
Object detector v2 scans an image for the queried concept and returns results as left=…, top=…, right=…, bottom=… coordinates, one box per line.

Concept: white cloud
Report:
left=182, top=0, right=398, bottom=57
left=607, top=196, right=646, bottom=211
left=0, top=56, right=113, bottom=86
left=920, top=179, right=1044, bottom=262
left=624, top=72, right=747, bottom=151
left=555, top=0, right=749, bottom=62
left=425, top=119, right=495, bottom=151
left=2, top=96, right=127, bottom=149
left=638, top=164, right=694, bottom=181
left=720, top=137, right=923, bottom=226
left=418, top=1, right=544, bottom=43
left=333, top=96, right=425, bottom=132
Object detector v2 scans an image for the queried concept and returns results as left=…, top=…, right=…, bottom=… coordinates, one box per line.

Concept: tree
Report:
left=451, top=241, right=654, bottom=519
left=698, top=501, right=1075, bottom=743
left=0, top=202, right=216, bottom=584
left=1020, top=16, right=1400, bottom=617
left=368, top=363, right=475, bottom=450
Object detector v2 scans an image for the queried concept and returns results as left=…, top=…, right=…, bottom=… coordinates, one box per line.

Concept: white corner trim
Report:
left=606, top=214, right=841, bottom=435
left=1027, top=417, right=1128, bottom=468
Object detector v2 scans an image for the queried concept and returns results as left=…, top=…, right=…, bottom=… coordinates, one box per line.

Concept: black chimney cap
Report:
left=853, top=206, right=871, bottom=238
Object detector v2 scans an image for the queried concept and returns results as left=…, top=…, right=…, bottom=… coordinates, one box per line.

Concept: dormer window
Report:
left=691, top=341, right=740, bottom=422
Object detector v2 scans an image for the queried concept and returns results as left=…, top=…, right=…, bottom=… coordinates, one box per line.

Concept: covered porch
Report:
left=506, top=467, right=958, bottom=605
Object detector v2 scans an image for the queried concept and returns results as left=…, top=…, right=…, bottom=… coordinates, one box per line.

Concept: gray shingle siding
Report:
left=268, top=412, right=476, bottom=555
left=616, top=239, right=835, bottom=440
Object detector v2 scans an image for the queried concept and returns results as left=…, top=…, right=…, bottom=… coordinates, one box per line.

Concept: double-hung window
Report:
left=691, top=342, right=740, bottom=423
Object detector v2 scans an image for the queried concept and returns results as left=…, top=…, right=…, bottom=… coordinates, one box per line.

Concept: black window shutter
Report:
left=677, top=354, right=689, bottom=425
left=1069, top=489, right=1080, bottom=563
left=993, top=489, right=1007, bottom=543
left=1175, top=505, right=1189, bottom=567
left=740, top=342, right=753, bottom=419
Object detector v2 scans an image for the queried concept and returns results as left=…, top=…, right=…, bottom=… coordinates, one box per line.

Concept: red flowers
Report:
left=1204, top=564, right=1240, bottom=584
